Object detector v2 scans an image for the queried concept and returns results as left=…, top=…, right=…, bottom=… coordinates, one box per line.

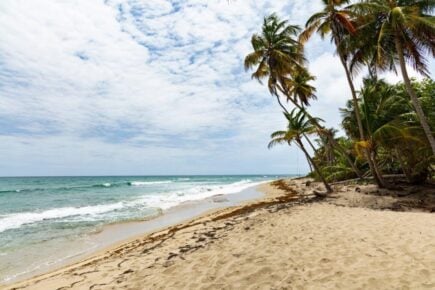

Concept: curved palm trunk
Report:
left=275, top=86, right=364, bottom=179
left=273, top=93, right=317, bottom=173
left=303, top=134, right=315, bottom=173
left=338, top=53, right=366, bottom=143
left=337, top=51, right=388, bottom=188
left=370, top=150, right=385, bottom=184
left=395, top=37, right=435, bottom=155
left=275, top=95, right=290, bottom=114
left=304, top=133, right=318, bottom=154
left=296, top=138, right=333, bottom=193
left=306, top=155, right=314, bottom=172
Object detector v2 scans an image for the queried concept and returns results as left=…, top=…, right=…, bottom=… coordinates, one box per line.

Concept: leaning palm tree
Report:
left=299, top=0, right=362, bottom=133
left=299, top=0, right=388, bottom=187
left=244, top=13, right=305, bottom=112
left=245, top=13, right=363, bottom=179
left=349, top=0, right=435, bottom=155
left=268, top=109, right=333, bottom=193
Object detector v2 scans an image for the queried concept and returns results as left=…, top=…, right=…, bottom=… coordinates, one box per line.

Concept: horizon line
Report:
left=0, top=173, right=305, bottom=178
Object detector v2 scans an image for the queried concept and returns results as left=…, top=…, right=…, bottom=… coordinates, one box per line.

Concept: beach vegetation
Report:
left=268, top=109, right=333, bottom=192
left=245, top=13, right=365, bottom=181
left=246, top=0, right=434, bottom=189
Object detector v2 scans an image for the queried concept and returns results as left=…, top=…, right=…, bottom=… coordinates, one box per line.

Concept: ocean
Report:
left=0, top=175, right=288, bottom=283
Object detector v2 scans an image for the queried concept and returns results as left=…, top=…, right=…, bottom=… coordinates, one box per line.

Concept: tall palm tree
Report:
left=268, top=109, right=333, bottom=193
left=299, top=0, right=388, bottom=187
left=349, top=0, right=435, bottom=155
left=245, top=13, right=363, bottom=179
left=299, top=0, right=361, bottom=131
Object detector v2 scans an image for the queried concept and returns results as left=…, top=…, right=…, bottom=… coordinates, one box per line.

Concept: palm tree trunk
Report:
left=296, top=138, right=333, bottom=193
left=275, top=94, right=290, bottom=114
left=338, top=53, right=366, bottom=142
left=303, top=133, right=317, bottom=154
left=337, top=51, right=388, bottom=188
left=370, top=150, right=385, bottom=185
left=274, top=92, right=321, bottom=175
left=303, top=136, right=317, bottom=172
left=306, top=156, right=314, bottom=172
left=394, top=37, right=435, bottom=155
left=276, top=85, right=364, bottom=179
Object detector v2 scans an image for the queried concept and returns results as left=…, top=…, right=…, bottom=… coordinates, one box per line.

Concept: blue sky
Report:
left=0, top=0, right=431, bottom=176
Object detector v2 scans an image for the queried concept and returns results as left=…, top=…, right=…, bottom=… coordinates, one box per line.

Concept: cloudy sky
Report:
left=0, top=0, right=431, bottom=176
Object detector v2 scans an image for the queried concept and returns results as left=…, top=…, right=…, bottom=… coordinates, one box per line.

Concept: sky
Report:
left=0, top=0, right=432, bottom=176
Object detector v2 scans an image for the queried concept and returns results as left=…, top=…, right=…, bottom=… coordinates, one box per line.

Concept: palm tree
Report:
left=341, top=77, right=399, bottom=180
left=245, top=13, right=363, bottom=179
left=313, top=135, right=360, bottom=182
left=285, top=66, right=318, bottom=108
left=299, top=0, right=361, bottom=132
left=315, top=128, right=339, bottom=166
left=268, top=109, right=333, bottom=193
left=244, top=13, right=305, bottom=113
left=349, top=0, right=435, bottom=155
left=341, top=76, right=433, bottom=183
left=299, top=0, right=388, bottom=187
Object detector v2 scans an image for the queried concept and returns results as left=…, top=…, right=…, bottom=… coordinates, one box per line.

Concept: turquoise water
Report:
left=0, top=175, right=288, bottom=282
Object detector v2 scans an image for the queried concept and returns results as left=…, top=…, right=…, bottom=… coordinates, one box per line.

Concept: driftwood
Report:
left=312, top=190, right=328, bottom=198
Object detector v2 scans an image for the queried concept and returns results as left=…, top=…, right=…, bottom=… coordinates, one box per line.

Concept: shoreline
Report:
left=1, top=179, right=279, bottom=286
left=4, top=177, right=435, bottom=289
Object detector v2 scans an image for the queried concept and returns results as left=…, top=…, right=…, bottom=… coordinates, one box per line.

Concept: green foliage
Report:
left=268, top=109, right=317, bottom=149
left=246, top=2, right=434, bottom=185
left=333, top=77, right=433, bottom=183
left=348, top=0, right=435, bottom=75
left=244, top=13, right=319, bottom=108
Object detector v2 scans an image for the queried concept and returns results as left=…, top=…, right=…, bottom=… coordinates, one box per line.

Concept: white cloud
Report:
left=0, top=0, right=432, bottom=176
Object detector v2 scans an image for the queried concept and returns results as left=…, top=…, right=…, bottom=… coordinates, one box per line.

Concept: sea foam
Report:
left=128, top=181, right=173, bottom=186
left=0, top=203, right=124, bottom=233
left=0, top=179, right=270, bottom=233
left=133, top=179, right=267, bottom=210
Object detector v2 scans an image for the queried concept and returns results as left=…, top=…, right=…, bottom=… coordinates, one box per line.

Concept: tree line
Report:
left=244, top=0, right=434, bottom=192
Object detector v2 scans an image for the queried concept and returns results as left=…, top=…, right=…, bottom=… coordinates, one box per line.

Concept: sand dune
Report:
left=5, top=179, right=435, bottom=290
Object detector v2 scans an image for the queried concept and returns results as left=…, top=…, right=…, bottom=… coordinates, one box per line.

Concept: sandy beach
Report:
left=4, top=178, right=435, bottom=290
left=3, top=0, right=434, bottom=289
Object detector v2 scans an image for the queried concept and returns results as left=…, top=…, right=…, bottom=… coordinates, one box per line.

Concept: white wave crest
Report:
left=129, top=181, right=172, bottom=186
left=0, top=179, right=272, bottom=233
left=133, top=179, right=268, bottom=210
left=0, top=203, right=124, bottom=233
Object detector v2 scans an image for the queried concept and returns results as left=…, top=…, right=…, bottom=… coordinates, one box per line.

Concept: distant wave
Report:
left=0, top=180, right=175, bottom=194
left=0, top=179, right=258, bottom=194
left=0, top=188, right=45, bottom=194
left=0, top=183, right=119, bottom=194
left=94, top=183, right=112, bottom=188
left=128, top=181, right=173, bottom=186
left=0, top=203, right=124, bottom=233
